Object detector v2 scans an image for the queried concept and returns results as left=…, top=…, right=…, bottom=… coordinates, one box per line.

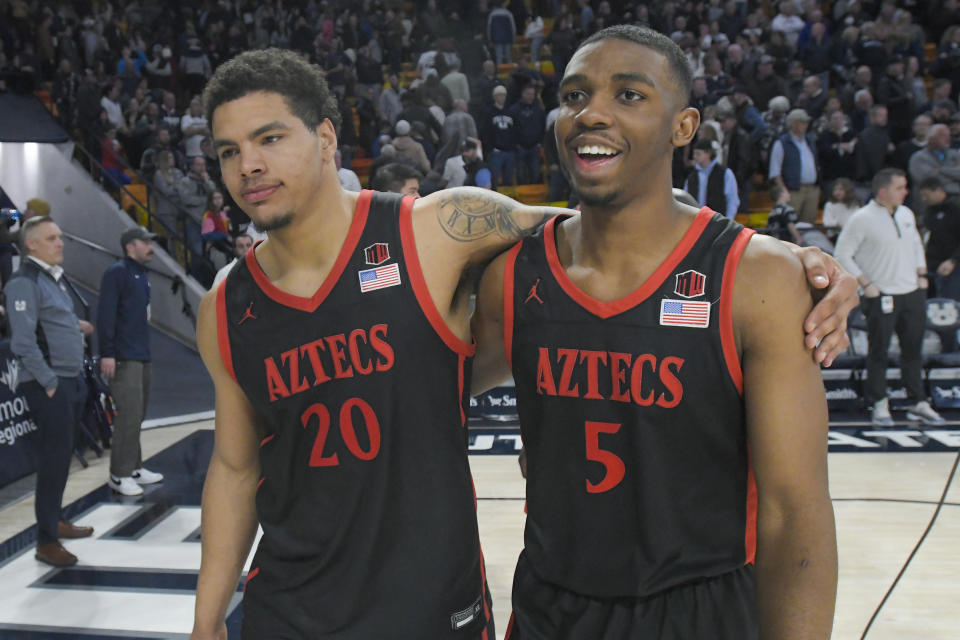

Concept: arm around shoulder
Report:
left=191, top=290, right=263, bottom=639
left=734, top=236, right=838, bottom=639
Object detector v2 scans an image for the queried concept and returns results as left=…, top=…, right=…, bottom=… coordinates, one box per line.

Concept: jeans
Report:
left=490, top=150, right=516, bottom=187
left=494, top=43, right=512, bottom=66
left=516, top=146, right=542, bottom=185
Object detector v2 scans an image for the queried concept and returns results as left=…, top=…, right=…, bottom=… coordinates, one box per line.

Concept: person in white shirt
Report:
left=181, top=96, right=209, bottom=158
left=442, top=138, right=483, bottom=188
left=771, top=1, right=805, bottom=47
left=212, top=233, right=253, bottom=288
left=834, top=168, right=945, bottom=427
left=335, top=150, right=362, bottom=192
left=822, top=178, right=860, bottom=238
left=100, top=80, right=126, bottom=132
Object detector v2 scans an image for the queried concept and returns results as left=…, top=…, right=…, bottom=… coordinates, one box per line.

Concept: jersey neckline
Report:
left=244, top=189, right=373, bottom=312
left=543, top=207, right=714, bottom=319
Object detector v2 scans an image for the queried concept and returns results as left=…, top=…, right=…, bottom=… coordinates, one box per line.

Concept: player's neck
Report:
left=255, top=183, right=358, bottom=282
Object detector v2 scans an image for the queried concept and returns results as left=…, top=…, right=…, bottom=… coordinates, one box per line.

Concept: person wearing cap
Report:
left=5, top=215, right=95, bottom=567
left=97, top=226, right=165, bottom=497
left=769, top=108, right=821, bottom=223
left=481, top=83, right=518, bottom=186
left=391, top=119, right=431, bottom=174
left=684, top=139, right=740, bottom=218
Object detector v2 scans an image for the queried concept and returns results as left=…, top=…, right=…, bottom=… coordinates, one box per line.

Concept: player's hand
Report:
left=790, top=245, right=859, bottom=367
left=101, top=357, right=116, bottom=379
left=78, top=320, right=94, bottom=336
left=938, top=259, right=955, bottom=276
left=862, top=284, right=881, bottom=298
left=46, top=386, right=57, bottom=398
left=190, top=622, right=227, bottom=640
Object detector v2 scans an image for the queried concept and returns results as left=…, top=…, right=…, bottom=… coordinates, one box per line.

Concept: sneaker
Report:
left=132, top=467, right=164, bottom=485
left=108, top=475, right=144, bottom=496
left=871, top=398, right=894, bottom=427
left=905, top=400, right=946, bottom=426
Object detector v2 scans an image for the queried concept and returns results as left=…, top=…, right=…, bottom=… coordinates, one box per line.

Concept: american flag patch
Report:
left=358, top=263, right=402, bottom=292
left=659, top=299, right=710, bottom=328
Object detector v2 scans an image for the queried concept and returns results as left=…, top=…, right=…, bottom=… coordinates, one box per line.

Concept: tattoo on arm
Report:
left=437, top=191, right=551, bottom=243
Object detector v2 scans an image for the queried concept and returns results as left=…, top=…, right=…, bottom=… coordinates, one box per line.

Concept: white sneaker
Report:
left=132, top=468, right=164, bottom=485
left=871, top=398, right=894, bottom=427
left=108, top=475, right=144, bottom=496
left=905, top=400, right=946, bottom=426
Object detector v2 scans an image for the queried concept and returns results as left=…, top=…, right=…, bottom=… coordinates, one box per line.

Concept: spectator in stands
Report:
left=840, top=65, right=874, bottom=113
left=508, top=84, right=546, bottom=185
left=100, top=79, right=127, bottom=134
left=759, top=95, right=791, bottom=158
left=933, top=25, right=960, bottom=99
left=772, top=0, right=805, bottom=48
left=181, top=96, right=209, bottom=159
left=471, top=60, right=502, bottom=115
left=176, top=155, right=215, bottom=260
left=336, top=150, right=362, bottom=192
left=703, top=54, right=731, bottom=103
left=441, top=138, right=486, bottom=188
left=397, top=90, right=443, bottom=143
left=488, top=2, right=516, bottom=67
left=180, top=38, right=212, bottom=100
left=212, top=233, right=253, bottom=289
left=97, top=226, right=164, bottom=497
left=441, top=60, right=470, bottom=104
left=100, top=127, right=132, bottom=190
left=724, top=43, right=748, bottom=83
left=746, top=54, right=787, bottom=111
left=201, top=191, right=233, bottom=260
left=5, top=216, right=94, bottom=567
left=922, top=79, right=953, bottom=113
left=435, top=99, right=479, bottom=170
left=855, top=105, right=893, bottom=184
left=410, top=120, right=437, bottom=166
left=785, top=60, right=807, bottom=106
left=769, top=108, right=820, bottom=223
left=546, top=13, right=577, bottom=77
left=877, top=55, right=916, bottom=144
left=482, top=84, right=517, bottom=187
left=524, top=14, right=545, bottom=64
left=818, top=109, right=858, bottom=183
left=728, top=84, right=767, bottom=143
left=684, top=139, right=739, bottom=219
left=796, top=75, right=828, bottom=120
left=144, top=46, right=173, bottom=92
left=909, top=124, right=960, bottom=202
left=379, top=72, right=404, bottom=127
left=689, top=76, right=710, bottom=113
left=919, top=177, right=960, bottom=299
left=150, top=150, right=184, bottom=236
left=894, top=114, right=933, bottom=172
left=835, top=168, right=943, bottom=427
left=951, top=113, right=960, bottom=148
left=717, top=109, right=754, bottom=212
left=159, top=91, right=181, bottom=136
left=391, top=119, right=431, bottom=174
left=370, top=162, right=422, bottom=196
left=822, top=178, right=861, bottom=239
left=767, top=183, right=804, bottom=245
left=799, top=22, right=832, bottom=81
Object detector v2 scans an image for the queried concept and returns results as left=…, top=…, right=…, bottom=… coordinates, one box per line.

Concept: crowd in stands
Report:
left=2, top=0, right=960, bottom=291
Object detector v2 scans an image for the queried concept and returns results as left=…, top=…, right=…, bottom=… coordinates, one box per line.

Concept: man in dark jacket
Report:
left=717, top=110, right=754, bottom=213
left=481, top=84, right=518, bottom=186
left=97, top=227, right=165, bottom=497
left=507, top=85, right=546, bottom=184
left=876, top=56, right=916, bottom=144
left=5, top=216, right=94, bottom=566
left=855, top=105, right=893, bottom=182
left=919, top=177, right=960, bottom=299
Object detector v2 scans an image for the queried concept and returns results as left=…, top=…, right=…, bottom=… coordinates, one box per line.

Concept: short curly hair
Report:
left=203, top=48, right=341, bottom=134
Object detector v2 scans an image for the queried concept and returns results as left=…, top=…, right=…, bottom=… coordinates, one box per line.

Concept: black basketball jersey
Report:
left=217, top=191, right=490, bottom=638
left=506, top=209, right=756, bottom=599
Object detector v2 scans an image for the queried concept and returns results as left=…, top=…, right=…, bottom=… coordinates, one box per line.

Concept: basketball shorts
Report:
left=505, top=550, right=757, bottom=640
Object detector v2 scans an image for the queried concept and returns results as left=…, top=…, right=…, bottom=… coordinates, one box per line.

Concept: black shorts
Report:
left=505, top=551, right=757, bottom=640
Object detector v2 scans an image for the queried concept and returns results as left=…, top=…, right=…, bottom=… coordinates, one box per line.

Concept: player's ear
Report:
left=672, top=106, right=700, bottom=149
left=316, top=118, right=338, bottom=158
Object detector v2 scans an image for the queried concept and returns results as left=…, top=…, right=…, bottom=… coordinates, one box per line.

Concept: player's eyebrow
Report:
left=560, top=72, right=657, bottom=89
left=214, top=121, right=291, bottom=150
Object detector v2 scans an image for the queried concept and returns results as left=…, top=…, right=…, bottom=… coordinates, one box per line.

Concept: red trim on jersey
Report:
left=256, top=477, right=265, bottom=490
left=399, top=195, right=476, bottom=356
left=543, top=208, right=714, bottom=319
left=744, top=447, right=758, bottom=564
left=478, top=541, right=491, bottom=639
left=243, top=566, right=259, bottom=593
left=719, top=228, right=754, bottom=395
left=244, top=190, right=373, bottom=312
left=504, top=613, right=516, bottom=639
left=502, top=242, right=522, bottom=370
left=215, top=279, right=236, bottom=383
left=458, top=354, right=467, bottom=426
left=260, top=434, right=275, bottom=447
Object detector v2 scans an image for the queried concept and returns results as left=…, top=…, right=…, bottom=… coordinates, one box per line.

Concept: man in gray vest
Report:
left=769, top=108, right=821, bottom=224
left=5, top=215, right=94, bottom=566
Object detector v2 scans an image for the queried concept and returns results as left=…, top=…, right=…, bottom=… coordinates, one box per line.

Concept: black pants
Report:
left=22, top=376, right=87, bottom=545
left=862, top=289, right=926, bottom=403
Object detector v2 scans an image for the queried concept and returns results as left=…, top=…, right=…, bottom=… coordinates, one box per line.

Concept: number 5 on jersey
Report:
left=585, top=421, right=625, bottom=493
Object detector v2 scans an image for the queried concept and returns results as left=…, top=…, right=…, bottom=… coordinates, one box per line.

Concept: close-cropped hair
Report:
left=872, top=167, right=906, bottom=194
left=203, top=48, right=341, bottom=134
left=577, top=24, right=694, bottom=99
left=20, top=215, right=55, bottom=252
left=370, top=163, right=423, bottom=193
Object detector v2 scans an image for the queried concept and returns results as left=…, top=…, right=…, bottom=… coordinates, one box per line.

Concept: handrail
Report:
left=62, top=231, right=197, bottom=321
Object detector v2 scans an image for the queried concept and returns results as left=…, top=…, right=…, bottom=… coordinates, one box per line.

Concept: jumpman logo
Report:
left=238, top=302, right=257, bottom=325
left=525, top=278, right=544, bottom=304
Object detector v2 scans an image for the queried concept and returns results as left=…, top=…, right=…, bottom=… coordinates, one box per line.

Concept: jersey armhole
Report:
left=719, top=228, right=755, bottom=396
left=215, top=279, right=237, bottom=384
left=503, top=242, right=523, bottom=370
left=398, top=195, right=476, bottom=357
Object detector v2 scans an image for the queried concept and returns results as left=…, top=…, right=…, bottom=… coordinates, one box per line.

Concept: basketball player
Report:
left=191, top=49, right=850, bottom=639
left=471, top=26, right=838, bottom=638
